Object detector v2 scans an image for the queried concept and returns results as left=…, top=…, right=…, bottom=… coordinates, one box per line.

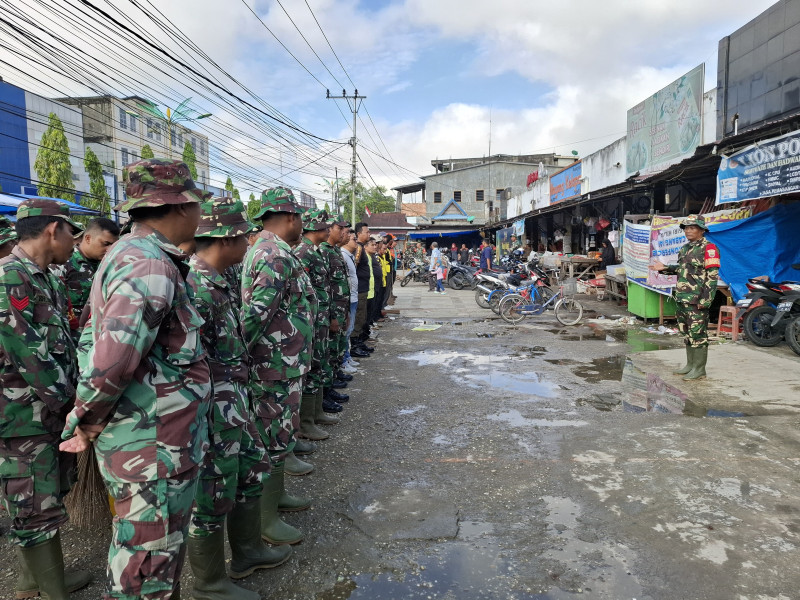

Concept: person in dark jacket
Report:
left=458, top=244, right=470, bottom=264
left=600, top=240, right=616, bottom=270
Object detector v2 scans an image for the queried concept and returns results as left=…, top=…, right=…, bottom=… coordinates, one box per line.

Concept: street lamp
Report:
left=135, top=98, right=212, bottom=159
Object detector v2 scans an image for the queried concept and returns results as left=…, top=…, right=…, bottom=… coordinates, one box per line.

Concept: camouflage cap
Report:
left=253, top=187, right=302, bottom=220
left=680, top=214, right=708, bottom=231
left=195, top=197, right=259, bottom=238
left=325, top=213, right=350, bottom=227
left=0, top=215, right=17, bottom=245
left=115, top=158, right=211, bottom=213
left=16, top=198, right=83, bottom=236
left=302, top=208, right=331, bottom=232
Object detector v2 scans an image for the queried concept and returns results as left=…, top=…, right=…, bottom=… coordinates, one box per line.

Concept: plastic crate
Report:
left=561, top=278, right=578, bottom=296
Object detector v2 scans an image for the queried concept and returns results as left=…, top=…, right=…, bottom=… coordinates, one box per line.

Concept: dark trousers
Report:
left=351, top=292, right=368, bottom=342
left=428, top=271, right=436, bottom=290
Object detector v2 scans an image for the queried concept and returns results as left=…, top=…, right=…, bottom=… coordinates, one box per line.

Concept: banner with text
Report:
left=549, top=161, right=582, bottom=204
left=622, top=221, right=651, bottom=286
left=626, top=64, right=705, bottom=177
left=715, top=129, right=800, bottom=205
left=647, top=216, right=683, bottom=291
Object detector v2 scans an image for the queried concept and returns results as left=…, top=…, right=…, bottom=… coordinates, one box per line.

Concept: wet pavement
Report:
left=3, top=283, right=799, bottom=599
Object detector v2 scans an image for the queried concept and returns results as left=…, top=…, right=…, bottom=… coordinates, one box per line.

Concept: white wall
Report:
left=702, top=88, right=717, bottom=144
left=580, top=136, right=627, bottom=195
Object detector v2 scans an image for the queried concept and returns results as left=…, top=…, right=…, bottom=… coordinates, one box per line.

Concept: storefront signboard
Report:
left=626, top=64, right=705, bottom=177
left=715, top=129, right=800, bottom=205
left=549, top=161, right=582, bottom=204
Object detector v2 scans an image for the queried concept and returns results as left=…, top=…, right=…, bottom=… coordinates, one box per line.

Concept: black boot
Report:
left=351, top=346, right=370, bottom=358
left=326, top=387, right=349, bottom=403
left=322, top=397, right=343, bottom=413
left=335, top=370, right=353, bottom=382
left=331, top=379, right=348, bottom=389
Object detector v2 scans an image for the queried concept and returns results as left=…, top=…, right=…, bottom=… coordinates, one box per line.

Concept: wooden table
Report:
left=563, top=257, right=601, bottom=280
left=603, top=273, right=627, bottom=303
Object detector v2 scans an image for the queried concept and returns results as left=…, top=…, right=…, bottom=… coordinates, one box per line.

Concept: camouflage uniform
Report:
left=241, top=188, right=314, bottom=462
left=223, top=262, right=243, bottom=307
left=50, top=247, right=99, bottom=341
left=0, top=200, right=82, bottom=548
left=62, top=159, right=212, bottom=600
left=319, top=223, right=349, bottom=387
left=187, top=198, right=263, bottom=537
left=294, top=210, right=332, bottom=396
left=0, top=215, right=17, bottom=255
left=662, top=215, right=720, bottom=348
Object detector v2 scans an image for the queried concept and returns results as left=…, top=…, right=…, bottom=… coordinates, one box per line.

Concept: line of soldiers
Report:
left=0, top=158, right=369, bottom=599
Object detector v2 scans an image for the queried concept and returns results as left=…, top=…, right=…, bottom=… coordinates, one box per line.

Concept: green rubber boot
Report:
left=298, top=392, right=329, bottom=441
left=16, top=533, right=82, bottom=600
left=260, top=462, right=304, bottom=545
left=188, top=529, right=260, bottom=600
left=293, top=438, right=317, bottom=456
left=284, top=450, right=313, bottom=476
left=227, top=497, right=293, bottom=579
left=278, top=462, right=312, bottom=513
left=683, top=345, right=708, bottom=380
left=673, top=344, right=693, bottom=375
left=315, top=388, right=340, bottom=426
left=15, top=534, right=91, bottom=599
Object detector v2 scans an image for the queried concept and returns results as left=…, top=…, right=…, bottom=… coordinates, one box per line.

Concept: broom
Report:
left=64, top=445, right=113, bottom=529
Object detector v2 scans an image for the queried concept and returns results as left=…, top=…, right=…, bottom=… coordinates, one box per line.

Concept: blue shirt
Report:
left=480, top=246, right=492, bottom=269
left=430, top=248, right=441, bottom=271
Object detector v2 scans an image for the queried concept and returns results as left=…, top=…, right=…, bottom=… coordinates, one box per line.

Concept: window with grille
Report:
left=476, top=189, right=484, bottom=201
left=121, top=148, right=129, bottom=166
left=433, top=192, right=442, bottom=203
left=146, top=118, right=153, bottom=139
left=454, top=191, right=462, bottom=202
left=170, top=128, right=176, bottom=146
left=129, top=114, right=137, bottom=133
left=119, top=107, right=127, bottom=129
left=191, top=137, right=196, bottom=152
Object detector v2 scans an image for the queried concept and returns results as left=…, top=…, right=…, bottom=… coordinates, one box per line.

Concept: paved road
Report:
left=2, top=282, right=798, bottom=599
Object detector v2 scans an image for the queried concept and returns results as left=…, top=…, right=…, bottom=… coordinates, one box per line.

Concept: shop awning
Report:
left=0, top=193, right=102, bottom=216
left=408, top=228, right=481, bottom=239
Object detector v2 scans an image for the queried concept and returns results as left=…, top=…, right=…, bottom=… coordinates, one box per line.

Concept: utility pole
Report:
left=327, top=89, right=366, bottom=227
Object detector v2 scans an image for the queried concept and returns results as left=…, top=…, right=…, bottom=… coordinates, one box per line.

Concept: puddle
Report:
left=476, top=332, right=494, bottom=338
left=546, top=327, right=677, bottom=351
left=317, top=520, right=548, bottom=600
left=398, top=405, right=425, bottom=415
left=465, top=371, right=558, bottom=398
left=620, top=359, right=748, bottom=417
left=400, top=350, right=506, bottom=367
left=431, top=434, right=451, bottom=446
left=510, top=345, right=548, bottom=358
left=488, top=409, right=587, bottom=428
left=571, top=355, right=626, bottom=383
left=544, top=358, right=581, bottom=366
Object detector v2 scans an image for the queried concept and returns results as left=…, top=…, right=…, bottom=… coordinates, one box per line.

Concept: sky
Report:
left=0, top=0, right=782, bottom=201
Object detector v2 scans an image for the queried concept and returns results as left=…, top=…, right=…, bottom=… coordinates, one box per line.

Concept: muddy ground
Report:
left=2, top=287, right=799, bottom=599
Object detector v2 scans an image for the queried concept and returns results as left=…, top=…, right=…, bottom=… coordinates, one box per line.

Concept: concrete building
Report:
left=0, top=80, right=88, bottom=197
left=57, top=95, right=210, bottom=203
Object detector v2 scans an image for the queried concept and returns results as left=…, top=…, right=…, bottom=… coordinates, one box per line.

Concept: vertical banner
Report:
left=647, top=216, right=684, bottom=290
left=622, top=221, right=651, bottom=285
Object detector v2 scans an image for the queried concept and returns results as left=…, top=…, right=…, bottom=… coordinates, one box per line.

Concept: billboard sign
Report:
left=549, top=161, right=582, bottom=204
left=626, top=64, right=704, bottom=177
left=716, top=129, right=800, bottom=205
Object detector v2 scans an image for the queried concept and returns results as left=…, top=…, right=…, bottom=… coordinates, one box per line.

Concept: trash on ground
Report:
left=412, top=324, right=442, bottom=331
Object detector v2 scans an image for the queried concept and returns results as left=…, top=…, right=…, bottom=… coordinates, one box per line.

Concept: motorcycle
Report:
left=740, top=266, right=800, bottom=346
left=447, top=261, right=479, bottom=290
left=474, top=272, right=511, bottom=309
left=400, top=260, right=429, bottom=287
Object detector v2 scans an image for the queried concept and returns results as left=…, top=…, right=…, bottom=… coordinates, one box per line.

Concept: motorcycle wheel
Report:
left=450, top=273, right=466, bottom=290
left=400, top=272, right=413, bottom=287
left=490, top=290, right=506, bottom=314
left=499, top=294, right=526, bottom=324
left=554, top=297, right=583, bottom=326
left=743, top=305, right=783, bottom=347
left=475, top=288, right=491, bottom=309
left=783, top=315, right=800, bottom=356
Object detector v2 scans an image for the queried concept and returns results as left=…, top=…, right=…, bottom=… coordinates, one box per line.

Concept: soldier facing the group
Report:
left=0, top=158, right=373, bottom=599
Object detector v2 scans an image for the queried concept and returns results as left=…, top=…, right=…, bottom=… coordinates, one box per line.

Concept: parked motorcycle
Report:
left=400, top=260, right=429, bottom=287
left=740, top=266, right=800, bottom=347
left=447, top=261, right=479, bottom=290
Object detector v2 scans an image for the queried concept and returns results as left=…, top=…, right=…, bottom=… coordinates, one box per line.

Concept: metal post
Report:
left=327, top=89, right=366, bottom=226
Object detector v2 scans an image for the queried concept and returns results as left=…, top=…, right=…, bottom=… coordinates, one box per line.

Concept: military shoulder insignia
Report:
left=9, top=296, right=29, bottom=311
left=142, top=303, right=166, bottom=330
left=354, top=246, right=362, bottom=262
left=704, top=244, right=721, bottom=269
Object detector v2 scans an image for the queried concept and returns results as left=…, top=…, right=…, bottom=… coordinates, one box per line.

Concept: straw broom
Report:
left=64, top=445, right=113, bottom=529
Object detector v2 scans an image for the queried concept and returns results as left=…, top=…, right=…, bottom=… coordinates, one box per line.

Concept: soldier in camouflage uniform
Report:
left=187, top=198, right=291, bottom=600
left=0, top=214, right=18, bottom=259
left=240, top=187, right=315, bottom=546
left=319, top=214, right=352, bottom=407
left=652, top=215, right=720, bottom=381
left=60, top=159, right=212, bottom=600
left=51, top=217, right=120, bottom=339
left=0, top=199, right=91, bottom=599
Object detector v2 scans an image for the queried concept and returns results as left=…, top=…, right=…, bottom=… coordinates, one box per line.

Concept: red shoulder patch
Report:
left=704, top=243, right=720, bottom=268
left=9, top=296, right=29, bottom=311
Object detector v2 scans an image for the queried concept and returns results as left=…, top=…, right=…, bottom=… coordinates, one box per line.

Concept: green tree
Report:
left=224, top=176, right=234, bottom=193
left=140, top=144, right=155, bottom=159
left=339, top=181, right=395, bottom=221
left=247, top=192, right=261, bottom=221
left=83, top=147, right=109, bottom=214
left=323, top=202, right=330, bottom=213
left=233, top=188, right=241, bottom=200
left=182, top=141, right=198, bottom=179
left=34, top=112, right=75, bottom=201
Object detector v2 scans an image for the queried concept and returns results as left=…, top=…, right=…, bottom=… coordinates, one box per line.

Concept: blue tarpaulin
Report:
left=408, top=229, right=480, bottom=239
left=0, top=193, right=101, bottom=217
left=706, top=202, right=800, bottom=301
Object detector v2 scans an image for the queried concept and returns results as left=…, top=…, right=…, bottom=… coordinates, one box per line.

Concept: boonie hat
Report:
left=0, top=215, right=17, bottom=245
left=680, top=214, right=708, bottom=231
left=302, top=208, right=331, bottom=232
left=116, top=158, right=210, bottom=213
left=195, top=197, right=259, bottom=238
left=253, top=187, right=302, bottom=220
left=326, top=213, right=350, bottom=227
left=16, top=198, right=83, bottom=236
